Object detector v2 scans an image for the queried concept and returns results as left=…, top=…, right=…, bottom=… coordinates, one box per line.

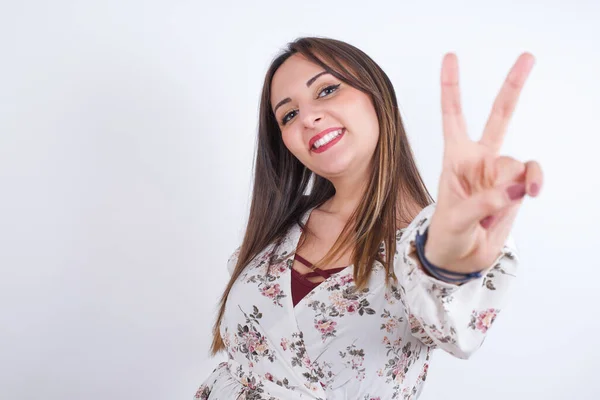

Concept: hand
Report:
left=424, top=53, right=544, bottom=274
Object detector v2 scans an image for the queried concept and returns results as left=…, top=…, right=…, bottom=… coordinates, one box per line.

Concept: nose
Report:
left=301, top=104, right=324, bottom=128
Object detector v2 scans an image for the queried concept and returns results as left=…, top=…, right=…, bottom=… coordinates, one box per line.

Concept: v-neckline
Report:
left=287, top=205, right=409, bottom=312
left=288, top=205, right=354, bottom=312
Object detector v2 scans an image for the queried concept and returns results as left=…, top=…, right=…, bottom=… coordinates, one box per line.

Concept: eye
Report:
left=317, top=83, right=341, bottom=98
left=280, top=83, right=341, bottom=126
left=281, top=109, right=297, bottom=125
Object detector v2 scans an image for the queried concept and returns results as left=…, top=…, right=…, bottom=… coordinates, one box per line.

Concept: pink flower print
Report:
left=240, top=329, right=268, bottom=357
left=265, top=372, right=273, bottom=382
left=392, top=353, right=410, bottom=383
left=303, top=355, right=312, bottom=369
left=470, top=308, right=499, bottom=333
left=256, top=250, right=272, bottom=264
left=280, top=338, right=288, bottom=351
left=347, top=303, right=356, bottom=313
left=340, top=274, right=354, bottom=285
left=194, top=385, right=210, bottom=399
left=383, top=318, right=398, bottom=333
left=241, top=375, right=257, bottom=390
left=253, top=340, right=269, bottom=356
left=222, top=330, right=232, bottom=349
left=261, top=283, right=282, bottom=299
left=315, top=319, right=337, bottom=335
left=267, top=263, right=287, bottom=278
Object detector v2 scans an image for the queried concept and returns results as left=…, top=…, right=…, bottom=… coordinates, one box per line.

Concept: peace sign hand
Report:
left=424, top=53, right=543, bottom=274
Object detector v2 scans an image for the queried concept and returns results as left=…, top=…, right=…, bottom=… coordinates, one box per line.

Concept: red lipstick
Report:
left=309, top=127, right=345, bottom=153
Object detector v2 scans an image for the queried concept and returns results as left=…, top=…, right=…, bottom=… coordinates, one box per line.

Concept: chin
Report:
left=312, top=157, right=354, bottom=179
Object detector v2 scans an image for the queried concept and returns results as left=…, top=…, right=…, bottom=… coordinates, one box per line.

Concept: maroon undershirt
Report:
left=291, top=253, right=348, bottom=307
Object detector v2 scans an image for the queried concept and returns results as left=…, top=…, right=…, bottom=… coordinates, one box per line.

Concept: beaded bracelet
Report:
left=414, top=226, right=485, bottom=284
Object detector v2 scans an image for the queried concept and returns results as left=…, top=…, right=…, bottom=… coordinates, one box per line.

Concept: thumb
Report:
left=456, top=183, right=527, bottom=230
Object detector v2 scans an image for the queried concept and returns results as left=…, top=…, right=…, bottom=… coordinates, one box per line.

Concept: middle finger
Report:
left=479, top=53, right=535, bottom=153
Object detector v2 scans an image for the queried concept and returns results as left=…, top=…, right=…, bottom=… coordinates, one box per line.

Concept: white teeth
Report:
left=313, top=129, right=343, bottom=149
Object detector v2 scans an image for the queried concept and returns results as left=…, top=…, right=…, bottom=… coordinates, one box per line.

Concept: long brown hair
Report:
left=210, top=36, right=434, bottom=355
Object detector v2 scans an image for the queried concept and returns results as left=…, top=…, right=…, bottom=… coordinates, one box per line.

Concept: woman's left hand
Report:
left=424, top=52, right=544, bottom=274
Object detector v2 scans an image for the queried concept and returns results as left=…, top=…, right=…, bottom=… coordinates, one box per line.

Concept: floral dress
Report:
left=194, top=203, right=519, bottom=400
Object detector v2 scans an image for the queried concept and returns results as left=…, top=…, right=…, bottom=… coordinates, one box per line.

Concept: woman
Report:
left=194, top=37, right=542, bottom=399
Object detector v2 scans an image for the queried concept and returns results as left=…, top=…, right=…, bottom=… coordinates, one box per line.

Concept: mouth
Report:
left=309, top=128, right=345, bottom=153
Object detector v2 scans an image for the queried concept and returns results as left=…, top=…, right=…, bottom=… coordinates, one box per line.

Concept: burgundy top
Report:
left=291, top=253, right=348, bottom=307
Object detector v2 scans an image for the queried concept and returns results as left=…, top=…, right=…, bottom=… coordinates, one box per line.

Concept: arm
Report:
left=395, top=204, right=519, bottom=359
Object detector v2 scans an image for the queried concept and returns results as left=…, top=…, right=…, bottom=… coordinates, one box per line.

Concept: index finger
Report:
left=440, top=53, right=468, bottom=143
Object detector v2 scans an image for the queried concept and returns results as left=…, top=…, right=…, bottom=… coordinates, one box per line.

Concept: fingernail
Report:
left=507, top=184, right=526, bottom=200
left=529, top=183, right=540, bottom=196
left=480, top=215, right=495, bottom=229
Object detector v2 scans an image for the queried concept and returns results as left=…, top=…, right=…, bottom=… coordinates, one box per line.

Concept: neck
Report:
left=318, top=166, right=371, bottom=221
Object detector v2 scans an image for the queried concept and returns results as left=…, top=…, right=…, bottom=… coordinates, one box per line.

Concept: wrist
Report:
left=415, top=227, right=483, bottom=284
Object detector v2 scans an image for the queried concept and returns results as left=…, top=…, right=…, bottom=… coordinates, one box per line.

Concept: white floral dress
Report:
left=194, top=203, right=519, bottom=400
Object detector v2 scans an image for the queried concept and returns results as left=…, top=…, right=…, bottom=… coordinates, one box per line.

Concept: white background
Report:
left=1, top=0, right=598, bottom=399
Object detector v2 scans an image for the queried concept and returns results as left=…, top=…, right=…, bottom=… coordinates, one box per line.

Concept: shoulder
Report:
left=226, top=246, right=241, bottom=276
left=413, top=203, right=436, bottom=221
left=396, top=202, right=436, bottom=231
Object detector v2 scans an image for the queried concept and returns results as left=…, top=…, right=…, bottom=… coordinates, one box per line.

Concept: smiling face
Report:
left=270, top=53, right=380, bottom=180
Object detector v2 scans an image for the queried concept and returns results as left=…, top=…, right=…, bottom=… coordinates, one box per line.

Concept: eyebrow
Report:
left=272, top=71, right=330, bottom=116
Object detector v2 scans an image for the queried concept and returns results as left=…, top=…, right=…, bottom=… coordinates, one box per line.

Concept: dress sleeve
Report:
left=394, top=203, right=519, bottom=359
